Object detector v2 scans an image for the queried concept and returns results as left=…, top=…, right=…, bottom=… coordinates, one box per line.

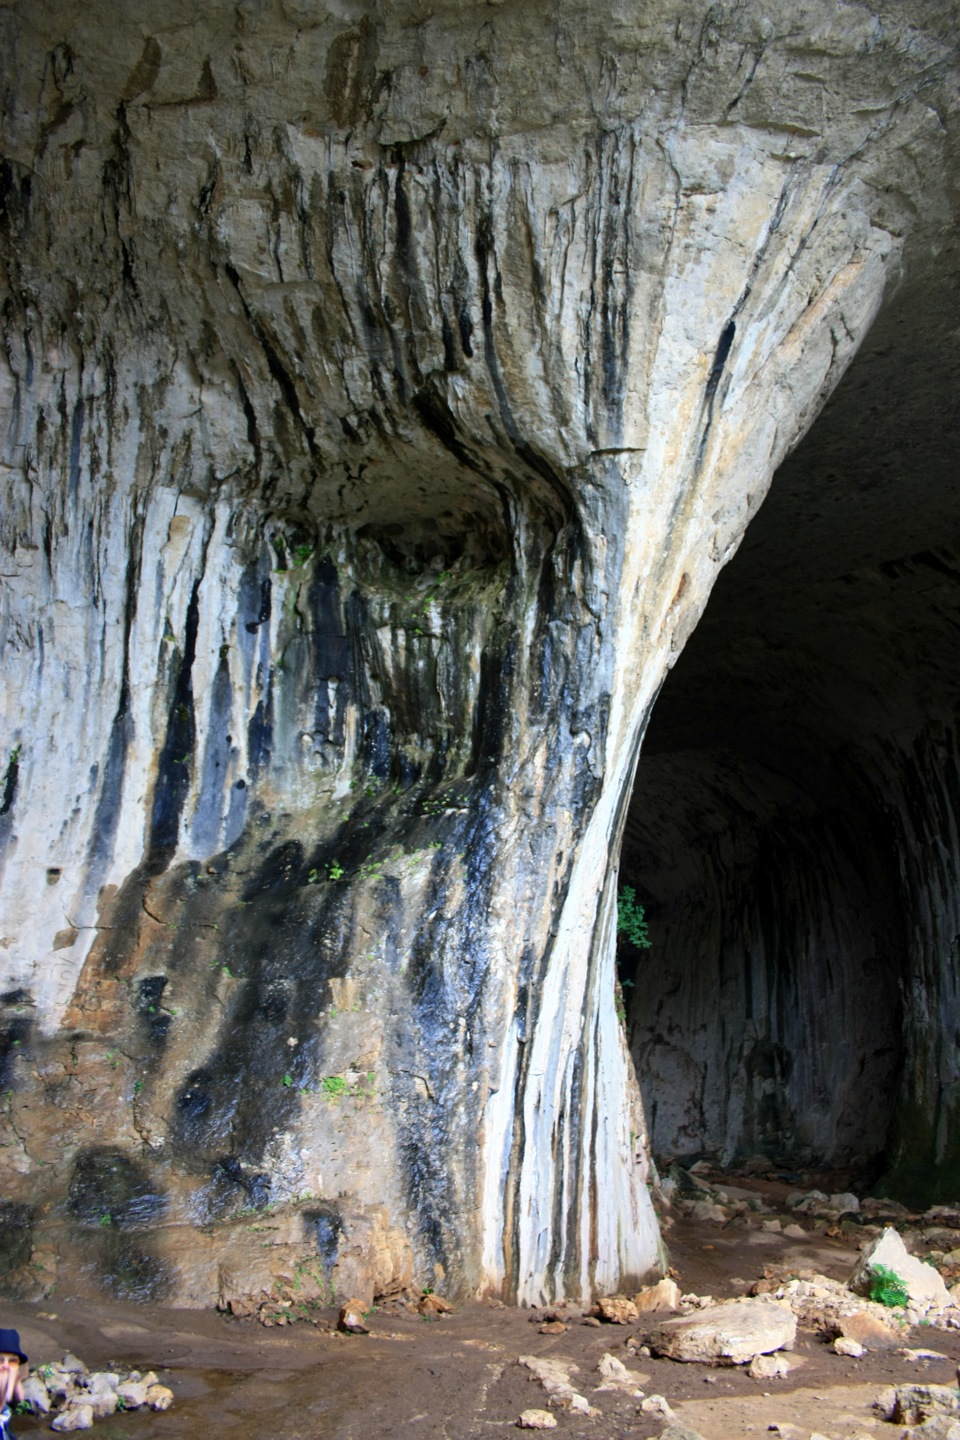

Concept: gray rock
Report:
left=650, top=1297, right=797, bottom=1364
left=850, top=1228, right=952, bottom=1315
left=51, top=1404, right=94, bottom=1433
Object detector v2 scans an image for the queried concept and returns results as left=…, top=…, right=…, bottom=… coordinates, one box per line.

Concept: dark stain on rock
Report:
left=69, top=1147, right=167, bottom=1229
left=136, top=975, right=171, bottom=1045
left=0, top=743, right=20, bottom=817
left=0, top=1201, right=34, bottom=1275
left=325, top=16, right=378, bottom=129
left=148, top=579, right=201, bottom=863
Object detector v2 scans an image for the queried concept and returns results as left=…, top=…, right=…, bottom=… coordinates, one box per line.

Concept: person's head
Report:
left=0, top=1329, right=27, bottom=1374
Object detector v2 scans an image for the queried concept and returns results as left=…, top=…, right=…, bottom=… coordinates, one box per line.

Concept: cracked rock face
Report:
left=1, top=1, right=958, bottom=1304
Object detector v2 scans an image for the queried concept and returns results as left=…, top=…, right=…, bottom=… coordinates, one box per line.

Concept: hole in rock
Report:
left=622, top=263, right=960, bottom=1205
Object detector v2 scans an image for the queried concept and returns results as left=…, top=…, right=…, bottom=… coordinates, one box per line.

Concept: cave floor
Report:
left=7, top=1181, right=960, bottom=1440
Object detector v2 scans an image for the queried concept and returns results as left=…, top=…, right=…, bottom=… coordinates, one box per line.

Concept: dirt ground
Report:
left=5, top=1180, right=959, bottom=1440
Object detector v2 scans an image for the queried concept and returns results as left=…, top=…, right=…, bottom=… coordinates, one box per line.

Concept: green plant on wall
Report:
left=617, top=885, right=651, bottom=949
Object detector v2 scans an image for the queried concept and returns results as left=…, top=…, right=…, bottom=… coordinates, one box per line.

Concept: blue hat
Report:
left=0, top=1330, right=27, bottom=1365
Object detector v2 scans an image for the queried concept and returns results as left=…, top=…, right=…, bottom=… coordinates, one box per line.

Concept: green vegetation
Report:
left=321, top=1075, right=349, bottom=1099
left=868, top=1262, right=909, bottom=1308
left=617, top=885, right=651, bottom=949
left=328, top=860, right=344, bottom=881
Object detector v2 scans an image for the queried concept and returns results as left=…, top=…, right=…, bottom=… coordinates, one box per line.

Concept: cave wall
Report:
left=1, top=0, right=958, bottom=1302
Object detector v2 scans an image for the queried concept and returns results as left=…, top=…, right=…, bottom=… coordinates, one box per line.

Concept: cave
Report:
left=1, top=3, right=959, bottom=1311
left=624, top=241, right=960, bottom=1206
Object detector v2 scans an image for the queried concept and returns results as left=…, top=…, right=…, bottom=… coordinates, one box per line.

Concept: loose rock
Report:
left=649, top=1297, right=797, bottom=1364
left=640, top=1394, right=677, bottom=1421
left=748, top=1353, right=792, bottom=1379
left=52, top=1404, right=94, bottom=1433
left=634, top=1277, right=682, bottom=1312
left=337, top=1300, right=370, bottom=1334
left=850, top=1228, right=952, bottom=1317
left=516, top=1410, right=557, bottom=1430
left=892, top=1383, right=960, bottom=1426
left=594, top=1294, right=639, bottom=1324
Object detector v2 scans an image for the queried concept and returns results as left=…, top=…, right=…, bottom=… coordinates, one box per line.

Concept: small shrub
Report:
left=320, top=1075, right=349, bottom=1099
left=868, top=1262, right=909, bottom=1307
left=617, top=885, right=651, bottom=949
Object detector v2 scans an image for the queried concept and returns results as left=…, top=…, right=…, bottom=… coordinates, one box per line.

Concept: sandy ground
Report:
left=5, top=1194, right=959, bottom=1440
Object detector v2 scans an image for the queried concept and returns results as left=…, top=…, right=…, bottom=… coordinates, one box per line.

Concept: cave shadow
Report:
left=620, top=263, right=960, bottom=1204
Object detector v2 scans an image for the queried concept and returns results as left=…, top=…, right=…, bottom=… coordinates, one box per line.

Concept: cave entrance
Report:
left=620, top=258, right=960, bottom=1202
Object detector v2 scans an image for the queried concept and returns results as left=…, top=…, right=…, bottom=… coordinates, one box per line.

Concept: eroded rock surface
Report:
left=1, top=0, right=958, bottom=1305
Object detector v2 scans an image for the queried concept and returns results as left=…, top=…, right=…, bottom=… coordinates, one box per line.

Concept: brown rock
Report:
left=634, top=1277, right=682, bottom=1312
left=417, top=1290, right=454, bottom=1316
left=517, top=1411, right=558, bottom=1430
left=538, top=1321, right=567, bottom=1334
left=338, top=1300, right=370, bottom=1334
left=595, top=1294, right=639, bottom=1324
left=836, top=1308, right=900, bottom=1350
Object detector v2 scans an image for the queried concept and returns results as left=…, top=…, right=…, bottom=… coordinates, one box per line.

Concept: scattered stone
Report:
left=338, top=1299, right=370, bottom=1333
left=517, top=1410, right=557, bottom=1430
left=903, top=1419, right=960, bottom=1439
left=22, top=1376, right=51, bottom=1413
left=52, top=1404, right=94, bottom=1432
left=863, top=1197, right=913, bottom=1222
left=660, top=1427, right=707, bottom=1440
left=649, top=1297, right=797, bottom=1365
left=850, top=1228, right=952, bottom=1317
left=690, top=1200, right=728, bottom=1224
left=901, top=1348, right=952, bottom=1363
left=833, top=1335, right=865, bottom=1357
left=640, top=1394, right=677, bottom=1421
left=766, top=1424, right=804, bottom=1439
left=595, top=1294, right=639, bottom=1324
left=836, top=1308, right=901, bottom=1350
left=634, top=1277, right=682, bottom=1311
left=417, top=1290, right=454, bottom=1316
left=781, top=1224, right=807, bottom=1239
left=748, top=1353, right=792, bottom=1379
left=788, top=1189, right=829, bottom=1212
left=594, top=1353, right=647, bottom=1394
left=892, top=1383, right=960, bottom=1426
left=519, top=1355, right=600, bottom=1416
left=21, top=1356, right=175, bottom=1430
left=581, top=1315, right=602, bottom=1327
left=115, top=1381, right=148, bottom=1409
left=145, top=1385, right=174, bottom=1411
left=538, top=1321, right=567, bottom=1334
left=762, top=1219, right=782, bottom=1232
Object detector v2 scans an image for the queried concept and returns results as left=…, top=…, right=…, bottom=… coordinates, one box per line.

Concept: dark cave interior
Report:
left=621, top=253, right=960, bottom=1205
